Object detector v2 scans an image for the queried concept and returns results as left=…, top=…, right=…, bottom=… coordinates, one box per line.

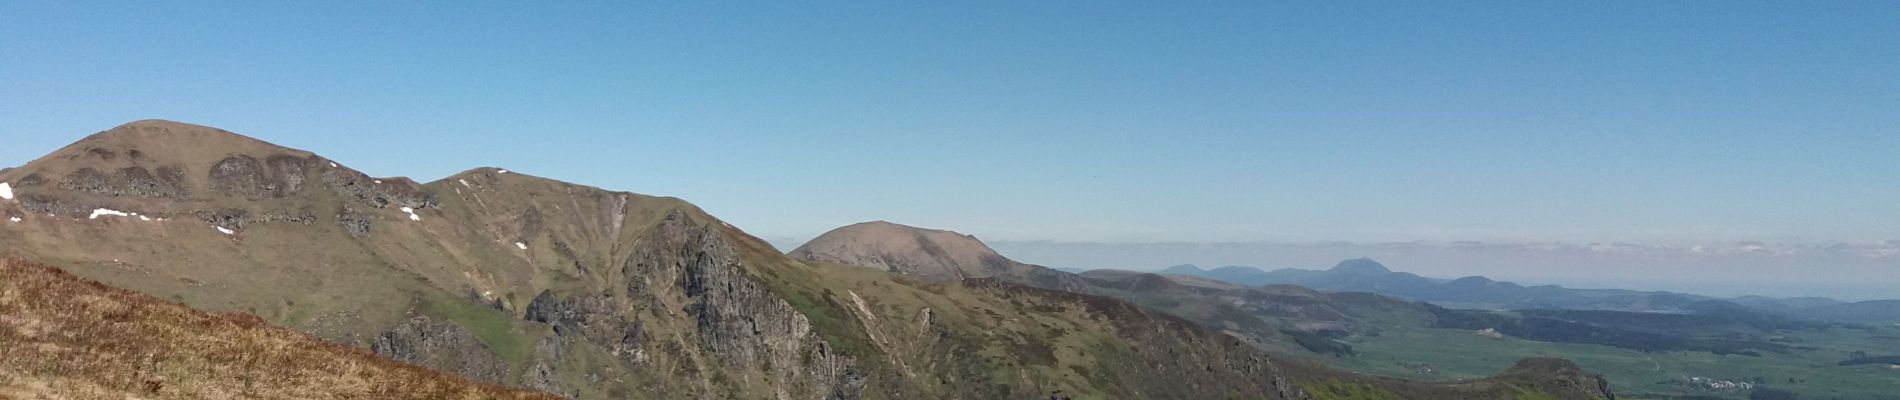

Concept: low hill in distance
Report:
left=0, top=258, right=557, bottom=400
left=1166, top=260, right=1900, bottom=324
left=789, top=221, right=1090, bottom=292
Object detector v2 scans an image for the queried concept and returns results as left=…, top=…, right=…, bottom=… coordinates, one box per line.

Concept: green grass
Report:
left=1322, top=324, right=1900, bottom=399
left=1508, top=384, right=1560, bottom=400
left=416, top=289, right=540, bottom=368
left=1300, top=379, right=1400, bottom=400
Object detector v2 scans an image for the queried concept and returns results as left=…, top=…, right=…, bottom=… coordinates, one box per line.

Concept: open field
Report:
left=1317, top=324, right=1900, bottom=399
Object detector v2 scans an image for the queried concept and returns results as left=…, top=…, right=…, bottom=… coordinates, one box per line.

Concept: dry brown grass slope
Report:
left=0, top=258, right=559, bottom=400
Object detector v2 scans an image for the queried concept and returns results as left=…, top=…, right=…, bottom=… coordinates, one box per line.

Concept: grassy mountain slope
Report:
left=0, top=258, right=557, bottom=400
left=0, top=120, right=1362, bottom=399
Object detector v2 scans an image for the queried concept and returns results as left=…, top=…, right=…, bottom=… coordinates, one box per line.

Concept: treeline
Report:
left=1838, top=355, right=1900, bottom=366
left=1426, top=306, right=1792, bottom=355
left=1281, top=328, right=1354, bottom=356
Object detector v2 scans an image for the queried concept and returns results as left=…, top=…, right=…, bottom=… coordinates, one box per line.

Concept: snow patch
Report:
left=329, top=162, right=338, bottom=168
left=215, top=226, right=235, bottom=235
left=399, top=206, right=420, bottom=221
left=496, top=169, right=509, bottom=174
left=374, top=180, right=383, bottom=184
left=515, top=242, right=528, bottom=250
left=0, top=182, right=13, bottom=200
left=458, top=179, right=470, bottom=187
left=138, top=215, right=151, bottom=221
left=89, top=208, right=130, bottom=219
left=7, top=217, right=19, bottom=223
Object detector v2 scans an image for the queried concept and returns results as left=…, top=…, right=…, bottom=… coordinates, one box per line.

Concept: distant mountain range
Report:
left=1160, top=259, right=1900, bottom=324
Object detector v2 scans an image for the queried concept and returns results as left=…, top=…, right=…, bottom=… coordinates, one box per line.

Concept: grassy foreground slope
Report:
left=0, top=258, right=557, bottom=400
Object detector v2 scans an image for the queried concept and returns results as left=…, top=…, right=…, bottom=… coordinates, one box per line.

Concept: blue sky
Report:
left=4, top=1, right=1897, bottom=246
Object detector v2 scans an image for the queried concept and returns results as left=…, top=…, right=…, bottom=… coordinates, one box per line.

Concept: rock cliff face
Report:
left=372, top=315, right=512, bottom=385
left=0, top=120, right=1613, bottom=400
left=517, top=209, right=865, bottom=399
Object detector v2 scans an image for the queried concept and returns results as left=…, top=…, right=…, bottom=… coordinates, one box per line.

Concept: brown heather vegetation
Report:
left=0, top=258, right=560, bottom=400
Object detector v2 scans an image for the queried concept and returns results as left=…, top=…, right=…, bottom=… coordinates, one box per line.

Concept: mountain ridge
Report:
left=792, top=220, right=1617, bottom=400
left=0, top=120, right=1373, bottom=399
left=0, top=120, right=1620, bottom=399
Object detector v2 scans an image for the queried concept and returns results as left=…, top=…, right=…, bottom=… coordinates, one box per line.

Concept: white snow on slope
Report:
left=399, top=206, right=420, bottom=221
left=215, top=226, right=235, bottom=235
left=515, top=242, right=528, bottom=250
left=0, top=182, right=13, bottom=200
left=89, top=208, right=130, bottom=219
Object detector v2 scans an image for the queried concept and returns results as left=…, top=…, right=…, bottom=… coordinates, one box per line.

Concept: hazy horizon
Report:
left=759, top=235, right=1897, bottom=301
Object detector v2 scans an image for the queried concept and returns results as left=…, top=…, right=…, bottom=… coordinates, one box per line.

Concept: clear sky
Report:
left=4, top=2, right=1897, bottom=248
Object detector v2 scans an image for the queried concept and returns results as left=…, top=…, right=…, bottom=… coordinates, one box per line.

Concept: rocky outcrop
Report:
left=321, top=168, right=436, bottom=210
left=512, top=209, right=868, bottom=399
left=370, top=315, right=512, bottom=385
left=336, top=206, right=372, bottom=238
left=669, top=213, right=868, bottom=399
left=208, top=154, right=312, bottom=198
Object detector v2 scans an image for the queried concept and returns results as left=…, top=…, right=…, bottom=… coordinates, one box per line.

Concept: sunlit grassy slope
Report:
left=0, top=258, right=559, bottom=400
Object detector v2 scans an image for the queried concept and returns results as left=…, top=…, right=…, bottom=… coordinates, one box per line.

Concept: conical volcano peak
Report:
left=1330, top=257, right=1392, bottom=274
